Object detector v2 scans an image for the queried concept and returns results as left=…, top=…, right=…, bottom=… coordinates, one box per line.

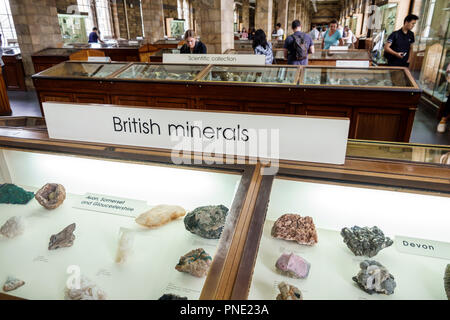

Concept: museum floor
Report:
left=6, top=90, right=450, bottom=146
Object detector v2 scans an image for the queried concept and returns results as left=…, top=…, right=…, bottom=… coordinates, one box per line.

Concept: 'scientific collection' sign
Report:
left=163, top=53, right=266, bottom=65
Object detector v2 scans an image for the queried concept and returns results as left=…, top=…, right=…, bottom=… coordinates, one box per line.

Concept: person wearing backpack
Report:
left=384, top=14, right=419, bottom=67
left=283, top=20, right=314, bottom=65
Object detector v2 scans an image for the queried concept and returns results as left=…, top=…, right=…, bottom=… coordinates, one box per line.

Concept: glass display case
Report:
left=412, top=0, right=450, bottom=106
left=32, top=48, right=80, bottom=57
left=58, top=14, right=89, bottom=45
left=0, top=132, right=250, bottom=300
left=38, top=62, right=127, bottom=79
left=232, top=140, right=450, bottom=300
left=302, top=67, right=415, bottom=88
left=115, top=63, right=204, bottom=81
left=199, top=65, right=299, bottom=85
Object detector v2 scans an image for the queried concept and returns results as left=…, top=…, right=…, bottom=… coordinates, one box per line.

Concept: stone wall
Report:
left=142, top=0, right=165, bottom=43
left=115, top=0, right=143, bottom=39
left=9, top=0, right=63, bottom=88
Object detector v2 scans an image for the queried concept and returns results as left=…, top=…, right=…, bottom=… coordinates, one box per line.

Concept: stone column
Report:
left=9, top=0, right=63, bottom=88
left=195, top=0, right=234, bottom=54
left=287, top=0, right=296, bottom=27
left=141, top=0, right=165, bottom=43
left=111, top=0, right=122, bottom=39
left=295, top=0, right=301, bottom=21
left=255, top=0, right=273, bottom=37
left=277, top=0, right=288, bottom=34
left=242, top=0, right=250, bottom=30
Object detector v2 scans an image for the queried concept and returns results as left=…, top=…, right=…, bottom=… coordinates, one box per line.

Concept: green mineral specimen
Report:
left=184, top=205, right=229, bottom=239
left=0, top=184, right=34, bottom=205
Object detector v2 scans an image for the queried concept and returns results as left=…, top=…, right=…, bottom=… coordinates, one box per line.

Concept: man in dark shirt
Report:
left=384, top=14, right=418, bottom=67
left=283, top=20, right=314, bottom=65
left=88, top=27, right=103, bottom=44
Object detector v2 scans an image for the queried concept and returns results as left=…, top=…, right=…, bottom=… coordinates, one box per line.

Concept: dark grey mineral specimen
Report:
left=158, top=293, right=188, bottom=300
left=48, top=223, right=76, bottom=250
left=184, top=205, right=229, bottom=239
left=352, top=260, right=396, bottom=295
left=445, top=264, right=450, bottom=300
left=341, top=226, right=393, bottom=257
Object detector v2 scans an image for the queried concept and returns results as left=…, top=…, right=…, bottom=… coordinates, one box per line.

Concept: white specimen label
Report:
left=73, top=193, right=148, bottom=217
left=395, top=235, right=450, bottom=260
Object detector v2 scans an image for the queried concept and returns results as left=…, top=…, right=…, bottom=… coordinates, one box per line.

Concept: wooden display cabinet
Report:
left=308, top=49, right=371, bottom=66
left=32, top=62, right=421, bottom=142
left=1, top=48, right=26, bottom=91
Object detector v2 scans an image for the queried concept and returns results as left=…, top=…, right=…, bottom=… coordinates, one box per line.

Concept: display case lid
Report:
left=33, top=61, right=129, bottom=79
left=32, top=48, right=80, bottom=57
left=198, top=65, right=300, bottom=85
left=301, top=66, right=420, bottom=89
left=114, top=63, right=206, bottom=81
left=308, top=49, right=371, bottom=60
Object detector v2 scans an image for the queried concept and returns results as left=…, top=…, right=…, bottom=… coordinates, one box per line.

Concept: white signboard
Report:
left=329, top=46, right=348, bottom=51
left=88, top=56, right=111, bottom=63
left=395, top=236, right=450, bottom=260
left=336, top=60, right=370, bottom=68
left=43, top=102, right=350, bottom=165
left=163, top=53, right=265, bottom=65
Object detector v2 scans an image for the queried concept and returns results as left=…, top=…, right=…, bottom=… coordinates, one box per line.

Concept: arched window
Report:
left=0, top=0, right=17, bottom=46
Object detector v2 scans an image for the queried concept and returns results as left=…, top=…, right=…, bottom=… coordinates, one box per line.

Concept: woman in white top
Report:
left=342, top=26, right=355, bottom=48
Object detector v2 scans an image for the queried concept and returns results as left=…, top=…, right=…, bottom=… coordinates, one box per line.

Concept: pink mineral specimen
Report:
left=275, top=253, right=310, bottom=279
left=271, top=214, right=318, bottom=245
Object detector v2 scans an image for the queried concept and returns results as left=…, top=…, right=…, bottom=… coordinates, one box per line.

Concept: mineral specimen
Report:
left=35, top=183, right=66, bottom=209
left=158, top=293, right=188, bottom=300
left=0, top=183, right=34, bottom=204
left=2, top=276, right=25, bottom=292
left=275, top=253, right=310, bottom=279
left=352, top=260, right=396, bottom=295
left=341, top=226, right=393, bottom=257
left=271, top=214, right=318, bottom=246
left=184, top=205, right=229, bottom=239
left=175, top=248, right=212, bottom=277
left=64, top=275, right=107, bottom=300
left=115, top=228, right=135, bottom=264
left=135, top=204, right=186, bottom=228
left=48, top=223, right=76, bottom=250
left=445, top=264, right=450, bottom=300
left=0, top=216, right=25, bottom=238
left=276, top=282, right=302, bottom=300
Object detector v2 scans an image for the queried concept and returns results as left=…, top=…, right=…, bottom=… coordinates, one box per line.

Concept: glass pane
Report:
left=0, top=148, right=241, bottom=300
left=347, top=139, right=450, bottom=164
left=201, top=66, right=298, bottom=84
left=33, top=48, right=80, bottom=56
left=115, top=64, right=204, bottom=80
left=38, top=62, right=126, bottom=78
left=308, top=50, right=370, bottom=60
left=303, top=67, right=413, bottom=87
left=248, top=176, right=450, bottom=299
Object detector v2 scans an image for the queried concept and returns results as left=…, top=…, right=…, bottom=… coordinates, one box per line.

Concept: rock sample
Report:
left=271, top=214, right=318, bottom=245
left=184, top=205, right=229, bottom=239
left=115, top=228, right=135, bottom=264
left=276, top=282, right=302, bottom=300
left=0, top=216, right=25, bottom=238
left=352, top=260, right=396, bottom=295
left=445, top=264, right=450, bottom=300
left=0, top=183, right=34, bottom=204
left=275, top=253, right=310, bottom=279
left=48, top=223, right=76, bottom=250
left=135, top=204, right=186, bottom=228
left=158, top=293, right=188, bottom=300
left=341, top=226, right=393, bottom=257
left=3, top=276, right=25, bottom=292
left=64, top=275, right=107, bottom=300
left=35, top=183, right=66, bottom=209
left=175, top=248, right=212, bottom=277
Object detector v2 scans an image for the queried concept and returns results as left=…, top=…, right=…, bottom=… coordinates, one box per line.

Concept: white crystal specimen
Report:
left=0, top=216, right=25, bottom=238
left=64, top=275, right=107, bottom=300
left=115, top=227, right=135, bottom=264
